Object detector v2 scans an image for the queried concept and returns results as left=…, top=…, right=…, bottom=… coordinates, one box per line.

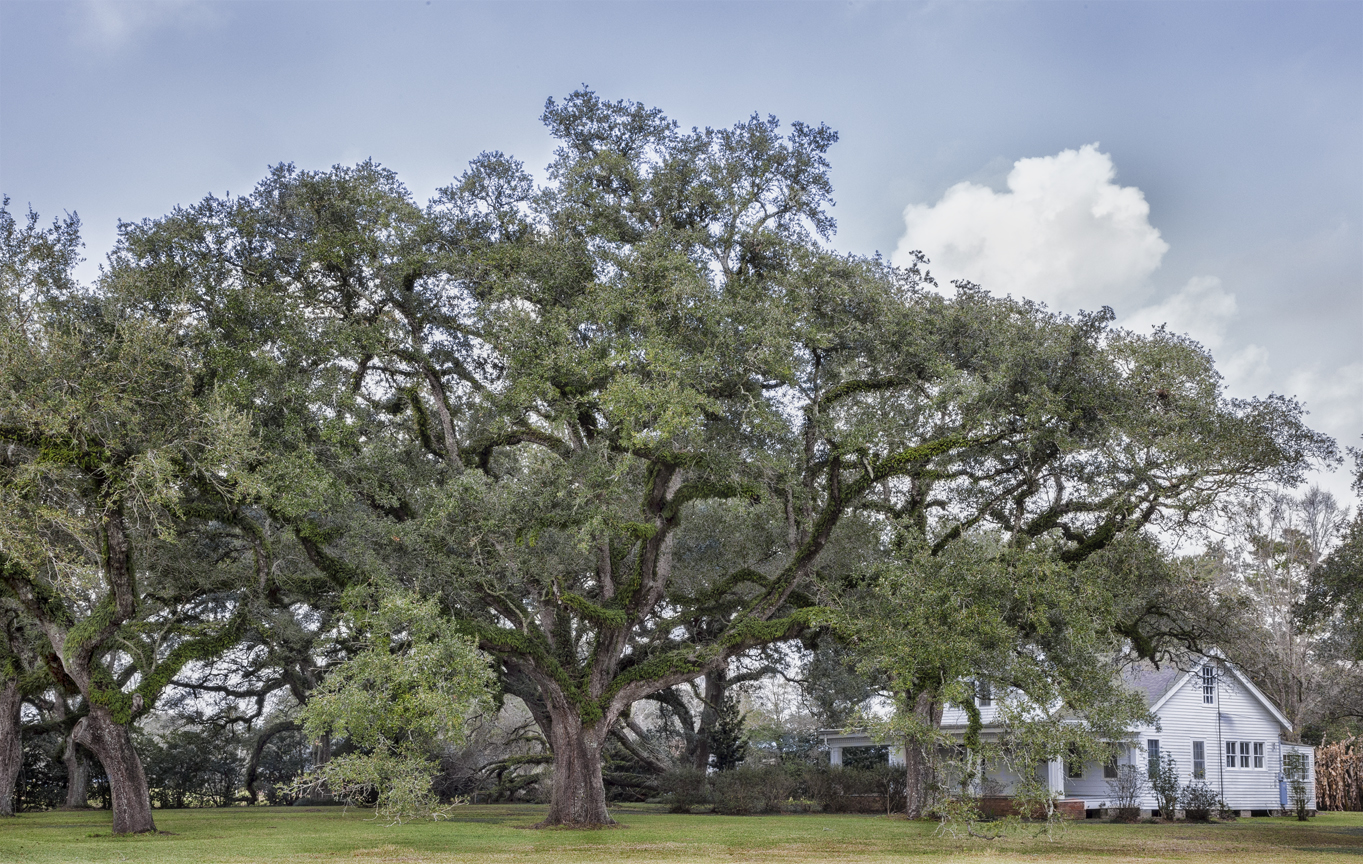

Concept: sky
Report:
left=1, top=0, right=1360, bottom=498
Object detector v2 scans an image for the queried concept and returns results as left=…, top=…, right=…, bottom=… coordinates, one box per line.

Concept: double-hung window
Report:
left=1284, top=753, right=1309, bottom=782
left=1202, top=665, right=1215, bottom=704
left=1147, top=739, right=1160, bottom=778
left=1225, top=741, right=1264, bottom=769
left=975, top=680, right=992, bottom=708
left=1192, top=741, right=1206, bottom=779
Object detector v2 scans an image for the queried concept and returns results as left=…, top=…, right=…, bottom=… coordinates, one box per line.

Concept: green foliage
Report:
left=1285, top=752, right=1312, bottom=820
left=804, top=764, right=905, bottom=814
left=296, top=590, right=494, bottom=821
left=15, top=732, right=68, bottom=812
left=1179, top=781, right=1224, bottom=822
left=30, top=89, right=1334, bottom=826
left=830, top=534, right=1152, bottom=791
left=1149, top=752, right=1180, bottom=819
left=705, top=690, right=748, bottom=772
left=658, top=767, right=709, bottom=813
left=1301, top=464, right=1363, bottom=659
left=138, top=728, right=242, bottom=809
left=254, top=729, right=312, bottom=806
left=710, top=765, right=797, bottom=815
left=299, top=750, right=459, bottom=825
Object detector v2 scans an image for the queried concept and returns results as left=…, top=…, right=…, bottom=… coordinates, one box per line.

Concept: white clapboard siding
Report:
left=819, top=654, right=1315, bottom=812
left=1066, top=660, right=1314, bottom=810
left=939, top=701, right=1002, bottom=729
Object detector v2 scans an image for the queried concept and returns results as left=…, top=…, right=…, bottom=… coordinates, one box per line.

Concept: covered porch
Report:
left=820, top=729, right=1090, bottom=815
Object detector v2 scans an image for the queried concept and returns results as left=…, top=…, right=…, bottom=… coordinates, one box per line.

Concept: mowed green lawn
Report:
left=3, top=804, right=1363, bottom=864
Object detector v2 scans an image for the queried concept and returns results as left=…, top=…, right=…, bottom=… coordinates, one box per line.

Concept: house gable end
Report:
left=1149, top=667, right=1198, bottom=715
left=1223, top=663, right=1294, bottom=732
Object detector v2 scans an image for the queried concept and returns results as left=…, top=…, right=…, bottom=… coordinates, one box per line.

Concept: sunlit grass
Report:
left=4, top=804, right=1362, bottom=863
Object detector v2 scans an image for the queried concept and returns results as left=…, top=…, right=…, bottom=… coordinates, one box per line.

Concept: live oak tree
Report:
left=102, top=91, right=1334, bottom=828
left=830, top=538, right=1156, bottom=818
left=0, top=204, right=262, bottom=832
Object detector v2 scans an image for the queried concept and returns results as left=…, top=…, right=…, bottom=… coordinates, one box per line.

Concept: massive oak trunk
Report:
left=0, top=679, right=19, bottom=816
left=62, top=735, right=91, bottom=810
left=73, top=707, right=155, bottom=834
left=903, top=693, right=942, bottom=819
left=691, top=671, right=725, bottom=772
left=540, top=704, right=614, bottom=827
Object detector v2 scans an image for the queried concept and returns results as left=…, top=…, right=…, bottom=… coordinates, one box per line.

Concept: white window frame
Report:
left=1284, top=752, right=1310, bottom=782
left=1192, top=740, right=1206, bottom=779
left=1225, top=740, right=1265, bottom=770
left=1202, top=665, right=1215, bottom=704
left=975, top=680, right=991, bottom=707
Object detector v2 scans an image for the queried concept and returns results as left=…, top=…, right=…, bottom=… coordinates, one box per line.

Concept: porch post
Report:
left=1046, top=758, right=1065, bottom=798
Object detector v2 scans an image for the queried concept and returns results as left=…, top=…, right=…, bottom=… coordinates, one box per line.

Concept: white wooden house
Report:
left=822, top=656, right=1316, bottom=817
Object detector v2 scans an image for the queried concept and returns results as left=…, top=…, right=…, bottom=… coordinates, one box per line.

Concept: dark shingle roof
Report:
left=1122, top=662, right=1186, bottom=708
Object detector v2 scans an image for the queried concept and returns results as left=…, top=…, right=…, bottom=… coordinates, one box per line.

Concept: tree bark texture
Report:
left=0, top=679, right=20, bottom=816
left=62, top=735, right=91, bottom=810
left=904, top=693, right=942, bottom=819
left=72, top=707, right=156, bottom=834
left=540, top=705, right=614, bottom=827
left=691, top=670, right=726, bottom=772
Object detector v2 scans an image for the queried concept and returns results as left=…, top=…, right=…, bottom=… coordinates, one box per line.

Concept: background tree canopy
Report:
left=0, top=91, right=1339, bottom=829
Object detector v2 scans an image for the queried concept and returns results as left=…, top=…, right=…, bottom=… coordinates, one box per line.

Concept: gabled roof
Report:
left=1126, top=653, right=1295, bottom=732
left=1122, top=663, right=1184, bottom=708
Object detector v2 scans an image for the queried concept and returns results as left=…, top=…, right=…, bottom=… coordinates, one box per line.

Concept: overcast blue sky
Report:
left=2, top=0, right=1360, bottom=495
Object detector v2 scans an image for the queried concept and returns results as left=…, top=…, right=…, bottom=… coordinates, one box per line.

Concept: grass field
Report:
left=3, top=804, right=1362, bottom=864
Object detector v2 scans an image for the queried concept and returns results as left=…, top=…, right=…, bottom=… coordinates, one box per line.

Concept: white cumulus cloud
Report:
left=1125, top=275, right=1237, bottom=351
left=893, top=147, right=1357, bottom=501
left=892, top=144, right=1168, bottom=313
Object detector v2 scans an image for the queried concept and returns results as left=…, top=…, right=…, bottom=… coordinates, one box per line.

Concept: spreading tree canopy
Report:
left=89, top=91, right=1333, bottom=826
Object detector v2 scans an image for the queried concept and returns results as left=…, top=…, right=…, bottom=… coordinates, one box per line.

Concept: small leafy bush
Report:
left=293, top=592, right=494, bottom=823
left=803, top=765, right=905, bottom=814
left=1149, top=752, right=1180, bottom=819
left=1179, top=781, right=1224, bottom=822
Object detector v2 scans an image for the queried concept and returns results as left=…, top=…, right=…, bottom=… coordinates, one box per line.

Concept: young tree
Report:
left=831, top=537, right=1154, bottom=817
left=1302, top=443, right=1363, bottom=662
left=295, top=590, right=492, bottom=822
